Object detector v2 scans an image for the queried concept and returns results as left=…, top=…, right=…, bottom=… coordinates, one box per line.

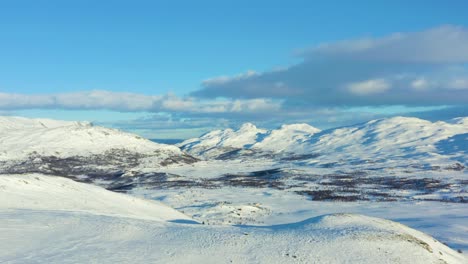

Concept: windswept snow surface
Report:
left=0, top=174, right=191, bottom=221
left=0, top=174, right=466, bottom=264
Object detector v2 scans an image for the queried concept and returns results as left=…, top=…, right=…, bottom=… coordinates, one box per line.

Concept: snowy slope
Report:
left=178, top=123, right=268, bottom=158
left=2, top=211, right=465, bottom=264
left=299, top=116, right=468, bottom=163
left=450, top=117, right=468, bottom=126
left=0, top=116, right=197, bottom=177
left=3, top=212, right=464, bottom=264
left=179, top=117, right=468, bottom=165
left=0, top=116, right=182, bottom=160
left=0, top=174, right=465, bottom=263
left=0, top=174, right=192, bottom=221
left=179, top=122, right=321, bottom=158
left=252, top=123, right=321, bottom=152
left=0, top=116, right=83, bottom=130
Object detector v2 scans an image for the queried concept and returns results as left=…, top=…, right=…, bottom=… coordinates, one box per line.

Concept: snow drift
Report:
left=0, top=174, right=192, bottom=221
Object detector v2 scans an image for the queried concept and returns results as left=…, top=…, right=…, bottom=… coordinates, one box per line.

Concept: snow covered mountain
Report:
left=1, top=173, right=465, bottom=263
left=178, top=122, right=321, bottom=158
left=179, top=117, right=468, bottom=167
left=251, top=123, right=321, bottom=152
left=178, top=123, right=268, bottom=158
left=298, top=116, right=468, bottom=166
left=0, top=116, right=183, bottom=159
left=0, top=116, right=197, bottom=177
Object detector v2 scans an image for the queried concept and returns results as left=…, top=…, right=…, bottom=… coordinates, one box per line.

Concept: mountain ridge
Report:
left=178, top=116, right=468, bottom=166
left=0, top=116, right=198, bottom=177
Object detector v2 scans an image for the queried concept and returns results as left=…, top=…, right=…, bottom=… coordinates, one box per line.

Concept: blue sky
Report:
left=1, top=1, right=468, bottom=138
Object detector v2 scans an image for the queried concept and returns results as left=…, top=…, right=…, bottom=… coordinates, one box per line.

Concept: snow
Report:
left=0, top=116, right=84, bottom=131
left=0, top=174, right=192, bottom=222
left=301, top=116, right=468, bottom=161
left=178, top=122, right=268, bottom=158
left=0, top=116, right=182, bottom=163
left=178, top=122, right=322, bottom=158
left=450, top=117, right=468, bottom=126
left=132, top=180, right=468, bottom=253
left=179, top=117, right=468, bottom=168
left=251, top=123, right=321, bottom=153
left=0, top=173, right=466, bottom=263
left=1, top=116, right=468, bottom=263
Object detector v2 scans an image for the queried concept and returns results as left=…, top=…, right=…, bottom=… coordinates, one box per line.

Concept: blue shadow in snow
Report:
left=168, top=219, right=200, bottom=225
left=435, top=133, right=468, bottom=155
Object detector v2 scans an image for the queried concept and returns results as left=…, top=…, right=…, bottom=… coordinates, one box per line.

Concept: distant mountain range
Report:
left=2, top=115, right=466, bottom=178
left=1, top=115, right=466, bottom=201
left=179, top=116, right=468, bottom=168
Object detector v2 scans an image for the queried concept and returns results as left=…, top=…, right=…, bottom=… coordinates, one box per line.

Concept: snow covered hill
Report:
left=301, top=116, right=468, bottom=163
left=251, top=123, right=321, bottom=152
left=178, top=122, right=321, bottom=158
left=0, top=174, right=192, bottom=221
left=0, top=116, right=181, bottom=160
left=0, top=116, right=197, bottom=177
left=179, top=117, right=468, bottom=167
left=0, top=173, right=465, bottom=263
left=178, top=123, right=268, bottom=158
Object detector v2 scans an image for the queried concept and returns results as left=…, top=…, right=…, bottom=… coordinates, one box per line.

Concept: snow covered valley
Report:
left=1, top=174, right=466, bottom=264
left=1, top=116, right=467, bottom=263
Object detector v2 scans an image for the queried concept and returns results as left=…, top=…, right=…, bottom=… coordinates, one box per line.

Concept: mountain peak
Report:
left=279, top=123, right=321, bottom=133
left=238, top=122, right=258, bottom=131
left=368, top=116, right=429, bottom=126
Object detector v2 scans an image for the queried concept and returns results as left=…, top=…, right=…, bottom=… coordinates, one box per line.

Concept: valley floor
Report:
left=132, top=186, right=468, bottom=255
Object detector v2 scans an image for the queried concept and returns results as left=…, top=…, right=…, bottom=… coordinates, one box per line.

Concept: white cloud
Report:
left=160, top=95, right=195, bottom=111
left=346, top=79, right=391, bottom=95
left=0, top=93, right=55, bottom=108
left=410, top=78, right=430, bottom=90
left=0, top=90, right=282, bottom=114
left=202, top=70, right=259, bottom=86
left=54, top=90, right=157, bottom=111
left=231, top=98, right=281, bottom=112
left=305, top=25, right=468, bottom=63
left=195, top=25, right=468, bottom=106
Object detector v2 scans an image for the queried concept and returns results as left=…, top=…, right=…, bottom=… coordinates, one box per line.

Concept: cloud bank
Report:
left=195, top=25, right=468, bottom=106
left=0, top=90, right=281, bottom=114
